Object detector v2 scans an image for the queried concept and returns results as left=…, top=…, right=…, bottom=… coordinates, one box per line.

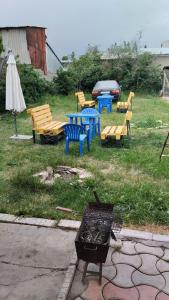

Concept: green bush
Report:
left=18, top=64, right=52, bottom=103
left=0, top=63, right=52, bottom=112
left=53, top=69, right=75, bottom=95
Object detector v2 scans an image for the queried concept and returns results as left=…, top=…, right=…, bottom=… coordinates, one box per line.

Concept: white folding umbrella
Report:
left=6, top=52, right=26, bottom=136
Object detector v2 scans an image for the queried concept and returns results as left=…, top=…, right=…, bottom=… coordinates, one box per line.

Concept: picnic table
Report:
left=97, top=95, right=114, bottom=113
left=65, top=112, right=100, bottom=143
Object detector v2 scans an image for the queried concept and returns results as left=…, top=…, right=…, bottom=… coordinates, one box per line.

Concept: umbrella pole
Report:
left=13, top=113, right=18, bottom=137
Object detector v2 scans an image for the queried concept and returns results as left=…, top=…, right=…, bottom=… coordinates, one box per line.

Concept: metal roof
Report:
left=140, top=48, right=169, bottom=55
left=0, top=26, right=46, bottom=30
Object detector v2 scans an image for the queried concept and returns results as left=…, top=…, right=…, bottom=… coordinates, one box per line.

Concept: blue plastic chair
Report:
left=80, top=108, right=100, bottom=137
left=63, top=124, right=90, bottom=156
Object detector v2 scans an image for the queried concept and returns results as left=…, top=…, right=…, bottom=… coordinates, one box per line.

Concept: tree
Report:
left=0, top=36, right=3, bottom=55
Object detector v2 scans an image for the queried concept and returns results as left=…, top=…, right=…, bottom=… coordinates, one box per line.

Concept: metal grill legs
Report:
left=82, top=261, right=102, bottom=285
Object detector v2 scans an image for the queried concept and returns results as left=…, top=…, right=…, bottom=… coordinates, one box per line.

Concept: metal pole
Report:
left=13, top=113, right=18, bottom=136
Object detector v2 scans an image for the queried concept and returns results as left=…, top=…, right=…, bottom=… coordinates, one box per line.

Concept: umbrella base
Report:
left=10, top=135, right=33, bottom=140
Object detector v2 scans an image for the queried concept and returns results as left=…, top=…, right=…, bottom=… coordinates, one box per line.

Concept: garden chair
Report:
left=27, top=104, right=66, bottom=144
left=116, top=92, right=135, bottom=113
left=75, top=91, right=96, bottom=111
left=80, top=108, right=100, bottom=138
left=63, top=124, right=90, bottom=156
left=101, top=111, right=132, bottom=147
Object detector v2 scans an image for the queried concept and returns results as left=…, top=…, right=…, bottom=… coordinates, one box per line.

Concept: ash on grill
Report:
left=75, top=191, right=123, bottom=285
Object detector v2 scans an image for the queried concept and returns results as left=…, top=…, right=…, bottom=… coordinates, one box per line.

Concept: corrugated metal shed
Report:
left=26, top=27, right=47, bottom=74
left=0, top=28, right=31, bottom=64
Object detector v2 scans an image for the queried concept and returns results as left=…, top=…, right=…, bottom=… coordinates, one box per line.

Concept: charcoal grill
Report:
left=75, top=197, right=122, bottom=284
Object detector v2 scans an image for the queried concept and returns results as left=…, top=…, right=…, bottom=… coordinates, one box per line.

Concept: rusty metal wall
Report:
left=0, top=28, right=31, bottom=64
left=26, top=27, right=47, bottom=74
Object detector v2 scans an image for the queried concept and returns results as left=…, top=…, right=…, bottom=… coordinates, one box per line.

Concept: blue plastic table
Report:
left=65, top=112, right=100, bottom=143
left=97, top=95, right=114, bottom=113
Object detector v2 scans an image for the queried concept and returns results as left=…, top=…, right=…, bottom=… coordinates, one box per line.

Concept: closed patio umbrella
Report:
left=6, top=52, right=26, bottom=136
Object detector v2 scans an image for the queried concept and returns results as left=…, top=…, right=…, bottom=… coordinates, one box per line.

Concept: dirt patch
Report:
left=33, top=166, right=93, bottom=185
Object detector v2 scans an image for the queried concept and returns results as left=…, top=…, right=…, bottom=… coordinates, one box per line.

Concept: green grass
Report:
left=1, top=93, right=169, bottom=226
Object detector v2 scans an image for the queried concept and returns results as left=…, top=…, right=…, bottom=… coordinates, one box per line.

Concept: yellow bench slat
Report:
left=101, top=126, right=112, bottom=140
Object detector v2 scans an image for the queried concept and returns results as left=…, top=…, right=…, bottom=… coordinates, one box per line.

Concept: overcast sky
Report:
left=0, top=0, right=169, bottom=58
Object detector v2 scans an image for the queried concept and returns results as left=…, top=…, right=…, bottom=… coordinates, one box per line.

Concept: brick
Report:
left=58, top=219, right=81, bottom=230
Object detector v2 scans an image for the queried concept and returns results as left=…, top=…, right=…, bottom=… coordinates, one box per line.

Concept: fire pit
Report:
left=75, top=193, right=123, bottom=284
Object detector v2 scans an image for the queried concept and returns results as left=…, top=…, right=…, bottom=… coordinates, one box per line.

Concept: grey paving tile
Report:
left=87, top=263, right=116, bottom=281
left=139, top=254, right=159, bottom=275
left=112, top=252, right=141, bottom=269
left=162, top=272, right=169, bottom=295
left=133, top=270, right=165, bottom=290
left=113, top=264, right=135, bottom=287
left=163, top=249, right=169, bottom=261
left=157, top=259, right=169, bottom=273
left=156, top=291, right=169, bottom=299
left=120, top=241, right=137, bottom=255
left=135, top=243, right=164, bottom=257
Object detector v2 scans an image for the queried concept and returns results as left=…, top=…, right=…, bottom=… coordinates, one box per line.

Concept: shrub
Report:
left=0, top=63, right=52, bottom=112
left=18, top=64, right=52, bottom=103
left=53, top=69, right=75, bottom=95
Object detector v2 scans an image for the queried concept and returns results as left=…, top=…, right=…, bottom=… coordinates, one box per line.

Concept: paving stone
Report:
left=102, top=282, right=139, bottom=300
left=137, top=285, right=159, bottom=300
left=162, top=272, right=169, bottom=294
left=58, top=219, right=81, bottom=230
left=110, top=238, right=122, bottom=251
left=81, top=277, right=108, bottom=300
left=153, top=234, right=169, bottom=243
left=0, top=213, right=16, bottom=222
left=15, top=217, right=56, bottom=227
left=113, top=264, right=135, bottom=287
left=163, top=249, right=169, bottom=261
left=156, top=292, right=169, bottom=299
left=67, top=270, right=88, bottom=300
left=157, top=259, right=169, bottom=273
left=139, top=254, right=159, bottom=275
left=112, top=251, right=141, bottom=269
left=120, top=229, right=153, bottom=240
left=105, top=247, right=114, bottom=265
left=135, top=243, right=164, bottom=257
left=120, top=240, right=137, bottom=255
left=133, top=270, right=165, bottom=290
left=87, top=264, right=116, bottom=281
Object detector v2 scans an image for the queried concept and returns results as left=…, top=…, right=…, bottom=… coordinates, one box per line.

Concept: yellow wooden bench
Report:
left=27, top=104, right=67, bottom=144
left=75, top=91, right=96, bottom=110
left=101, top=111, right=132, bottom=146
left=116, top=92, right=135, bottom=113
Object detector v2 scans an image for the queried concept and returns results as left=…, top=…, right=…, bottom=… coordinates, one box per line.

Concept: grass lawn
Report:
left=0, top=93, right=169, bottom=231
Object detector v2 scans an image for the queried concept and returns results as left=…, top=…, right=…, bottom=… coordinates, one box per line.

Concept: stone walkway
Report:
left=0, top=222, right=76, bottom=300
left=68, top=238, right=169, bottom=300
